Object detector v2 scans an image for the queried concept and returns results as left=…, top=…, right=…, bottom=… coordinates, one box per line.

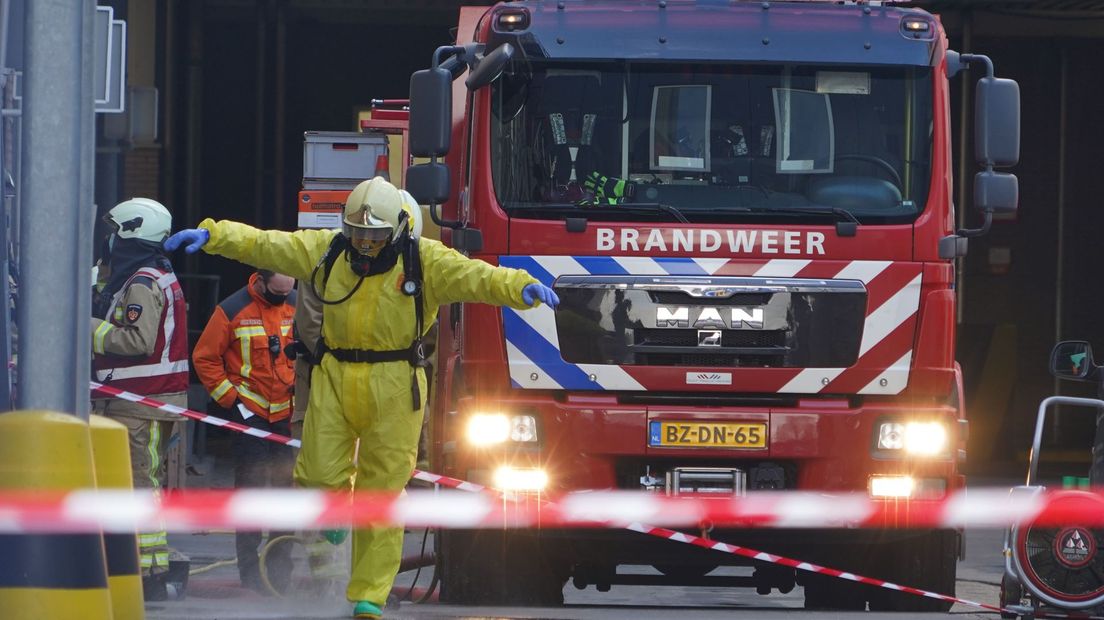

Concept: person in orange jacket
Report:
left=192, top=269, right=297, bottom=593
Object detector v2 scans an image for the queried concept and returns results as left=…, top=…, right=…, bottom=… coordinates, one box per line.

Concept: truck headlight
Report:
left=869, top=475, right=915, bottom=498
left=868, top=475, right=947, bottom=500
left=876, top=421, right=948, bottom=456
left=466, top=413, right=538, bottom=445
left=494, top=466, right=548, bottom=491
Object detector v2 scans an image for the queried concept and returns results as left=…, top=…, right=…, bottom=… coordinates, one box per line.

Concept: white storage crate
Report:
left=302, top=131, right=388, bottom=183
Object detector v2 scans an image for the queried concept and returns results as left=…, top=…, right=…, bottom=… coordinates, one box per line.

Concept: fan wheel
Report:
left=1013, top=491, right=1104, bottom=609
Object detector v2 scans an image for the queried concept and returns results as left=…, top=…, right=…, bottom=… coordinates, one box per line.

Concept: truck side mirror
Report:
left=953, top=53, right=1021, bottom=239
left=1050, top=341, right=1098, bottom=382
left=975, top=77, right=1020, bottom=168
left=406, top=162, right=450, bottom=206
left=409, top=67, right=452, bottom=158
left=974, top=170, right=1018, bottom=215
left=465, top=43, right=514, bottom=90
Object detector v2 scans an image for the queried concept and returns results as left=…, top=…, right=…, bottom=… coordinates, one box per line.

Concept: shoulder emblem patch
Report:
left=125, top=304, right=143, bottom=323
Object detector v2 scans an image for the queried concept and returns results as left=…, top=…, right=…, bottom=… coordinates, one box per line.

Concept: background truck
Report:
left=405, top=0, right=1021, bottom=611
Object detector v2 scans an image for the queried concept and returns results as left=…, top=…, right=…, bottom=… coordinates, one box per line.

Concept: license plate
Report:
left=649, top=421, right=767, bottom=448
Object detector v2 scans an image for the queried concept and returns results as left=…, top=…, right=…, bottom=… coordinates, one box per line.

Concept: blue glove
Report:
left=522, top=283, right=559, bottom=309
left=163, top=228, right=209, bottom=254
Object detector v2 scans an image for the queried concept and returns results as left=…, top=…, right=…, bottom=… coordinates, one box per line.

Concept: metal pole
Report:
left=1029, top=396, right=1104, bottom=486
left=76, top=0, right=94, bottom=419
left=0, top=0, right=10, bottom=72
left=0, top=107, right=7, bottom=411
left=1053, top=48, right=1069, bottom=403
left=1051, top=45, right=1068, bottom=436
left=252, top=1, right=267, bottom=227
left=17, top=0, right=94, bottom=417
left=162, top=0, right=177, bottom=217
left=274, top=2, right=286, bottom=229
left=184, top=0, right=203, bottom=275
left=0, top=0, right=12, bottom=410
left=955, top=11, right=972, bottom=326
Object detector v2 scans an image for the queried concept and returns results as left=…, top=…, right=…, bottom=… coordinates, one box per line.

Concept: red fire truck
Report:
left=406, top=1, right=1020, bottom=610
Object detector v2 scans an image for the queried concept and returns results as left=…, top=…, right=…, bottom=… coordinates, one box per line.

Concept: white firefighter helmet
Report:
left=398, top=189, right=423, bottom=239
left=105, top=198, right=173, bottom=243
left=343, top=177, right=406, bottom=255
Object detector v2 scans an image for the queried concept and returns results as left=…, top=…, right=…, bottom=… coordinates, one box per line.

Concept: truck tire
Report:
left=437, top=529, right=566, bottom=606
left=801, top=573, right=869, bottom=610
left=799, top=546, right=881, bottom=610
left=867, top=529, right=957, bottom=612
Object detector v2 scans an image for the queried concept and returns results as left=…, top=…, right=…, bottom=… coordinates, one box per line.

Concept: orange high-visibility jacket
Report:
left=193, top=273, right=297, bottom=422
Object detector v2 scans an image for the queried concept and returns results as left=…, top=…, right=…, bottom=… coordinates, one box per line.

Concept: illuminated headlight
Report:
left=493, top=466, right=548, bottom=491
left=868, top=476, right=947, bottom=500
left=869, top=475, right=915, bottom=498
left=466, top=414, right=538, bottom=445
left=876, top=422, right=948, bottom=456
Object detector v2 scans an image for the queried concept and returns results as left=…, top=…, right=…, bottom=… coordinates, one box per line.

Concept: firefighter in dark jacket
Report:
left=91, top=197, right=189, bottom=600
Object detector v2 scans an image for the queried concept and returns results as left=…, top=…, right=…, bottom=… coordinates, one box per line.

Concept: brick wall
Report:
left=122, top=146, right=161, bottom=200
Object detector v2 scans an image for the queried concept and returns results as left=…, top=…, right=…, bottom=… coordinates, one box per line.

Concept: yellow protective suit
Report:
left=197, top=219, right=539, bottom=604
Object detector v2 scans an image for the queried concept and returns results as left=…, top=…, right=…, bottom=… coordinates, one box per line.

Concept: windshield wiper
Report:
left=517, top=201, right=691, bottom=224
left=604, top=201, right=690, bottom=223
left=727, top=206, right=859, bottom=237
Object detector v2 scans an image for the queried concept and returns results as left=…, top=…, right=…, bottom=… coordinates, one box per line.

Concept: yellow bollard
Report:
left=91, top=415, right=145, bottom=620
left=0, top=411, right=113, bottom=620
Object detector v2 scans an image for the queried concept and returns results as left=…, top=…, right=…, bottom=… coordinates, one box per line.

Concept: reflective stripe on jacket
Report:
left=192, top=273, right=297, bottom=422
left=92, top=266, right=190, bottom=395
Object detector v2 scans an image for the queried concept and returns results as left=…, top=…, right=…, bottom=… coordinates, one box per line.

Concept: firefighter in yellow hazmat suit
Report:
left=165, top=177, right=558, bottom=619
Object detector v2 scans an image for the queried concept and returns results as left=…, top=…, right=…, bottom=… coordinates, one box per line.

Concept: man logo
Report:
left=657, top=306, right=765, bottom=330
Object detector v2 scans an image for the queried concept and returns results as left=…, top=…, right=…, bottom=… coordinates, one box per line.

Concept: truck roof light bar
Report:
left=494, top=8, right=530, bottom=33
left=902, top=18, right=929, bottom=32
left=901, top=16, right=935, bottom=40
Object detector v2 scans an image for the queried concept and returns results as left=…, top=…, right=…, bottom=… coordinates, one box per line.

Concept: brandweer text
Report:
left=596, top=228, right=826, bottom=255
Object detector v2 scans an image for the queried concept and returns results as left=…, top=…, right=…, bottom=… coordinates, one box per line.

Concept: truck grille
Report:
left=634, top=329, right=785, bottom=348
left=638, top=352, right=781, bottom=367
left=554, top=275, right=866, bottom=369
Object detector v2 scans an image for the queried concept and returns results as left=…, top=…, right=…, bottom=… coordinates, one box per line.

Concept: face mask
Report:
left=258, top=276, right=289, bottom=305
left=262, top=290, right=287, bottom=305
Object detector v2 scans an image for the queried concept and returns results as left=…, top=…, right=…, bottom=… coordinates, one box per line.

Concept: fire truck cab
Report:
left=406, top=0, right=1020, bottom=610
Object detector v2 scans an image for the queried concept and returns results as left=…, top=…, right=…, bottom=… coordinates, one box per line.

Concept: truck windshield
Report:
left=490, top=61, right=933, bottom=224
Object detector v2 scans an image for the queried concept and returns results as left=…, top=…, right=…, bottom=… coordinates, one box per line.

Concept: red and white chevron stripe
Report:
left=504, top=257, right=931, bottom=394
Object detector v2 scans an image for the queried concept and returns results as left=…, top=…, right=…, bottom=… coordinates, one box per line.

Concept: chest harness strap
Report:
left=312, top=233, right=428, bottom=411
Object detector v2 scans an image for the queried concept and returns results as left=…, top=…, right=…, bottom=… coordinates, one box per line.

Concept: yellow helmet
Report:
left=343, top=177, right=404, bottom=256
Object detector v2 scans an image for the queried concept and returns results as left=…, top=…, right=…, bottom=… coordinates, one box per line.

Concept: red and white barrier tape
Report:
left=86, top=382, right=1104, bottom=617
left=90, top=382, right=481, bottom=492
left=625, top=521, right=997, bottom=613
left=91, top=382, right=302, bottom=448
left=5, top=491, right=1100, bottom=617
left=3, top=486, right=1104, bottom=532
